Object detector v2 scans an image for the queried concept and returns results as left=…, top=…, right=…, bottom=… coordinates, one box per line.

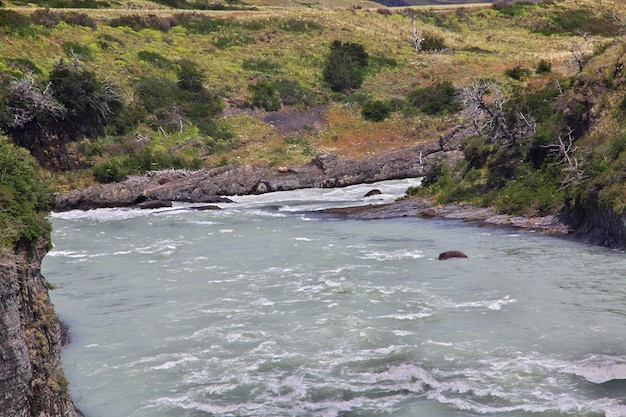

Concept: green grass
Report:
left=0, top=0, right=624, bottom=194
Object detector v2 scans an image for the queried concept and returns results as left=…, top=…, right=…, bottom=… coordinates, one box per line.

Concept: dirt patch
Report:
left=260, top=106, right=327, bottom=134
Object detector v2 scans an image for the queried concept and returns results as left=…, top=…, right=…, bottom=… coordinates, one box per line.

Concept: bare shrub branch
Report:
left=459, top=80, right=536, bottom=146
left=411, top=15, right=425, bottom=53
left=542, top=127, right=587, bottom=188
left=6, top=75, right=66, bottom=129
left=570, top=30, right=591, bottom=72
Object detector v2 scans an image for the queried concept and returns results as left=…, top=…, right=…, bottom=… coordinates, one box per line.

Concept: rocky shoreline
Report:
left=56, top=131, right=626, bottom=250
left=55, top=136, right=465, bottom=212
left=319, top=196, right=573, bottom=236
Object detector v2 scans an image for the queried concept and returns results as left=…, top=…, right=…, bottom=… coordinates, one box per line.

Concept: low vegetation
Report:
left=1, top=0, right=626, bottom=226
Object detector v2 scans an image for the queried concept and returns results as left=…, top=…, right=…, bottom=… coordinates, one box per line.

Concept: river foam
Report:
left=45, top=179, right=626, bottom=417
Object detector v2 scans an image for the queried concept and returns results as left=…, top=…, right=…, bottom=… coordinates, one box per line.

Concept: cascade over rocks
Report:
left=56, top=139, right=462, bottom=211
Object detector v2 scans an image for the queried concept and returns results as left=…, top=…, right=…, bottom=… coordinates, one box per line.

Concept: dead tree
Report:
left=542, top=127, right=587, bottom=188
left=570, top=30, right=591, bottom=73
left=6, top=75, right=66, bottom=129
left=459, top=80, right=536, bottom=146
left=411, top=15, right=425, bottom=53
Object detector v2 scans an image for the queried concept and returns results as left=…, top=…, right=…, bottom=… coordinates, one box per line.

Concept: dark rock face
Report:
left=56, top=139, right=464, bottom=211
left=574, top=201, right=626, bottom=250
left=0, top=239, right=78, bottom=417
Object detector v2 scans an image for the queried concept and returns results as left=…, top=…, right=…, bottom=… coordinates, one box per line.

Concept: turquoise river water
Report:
left=43, top=179, right=626, bottom=417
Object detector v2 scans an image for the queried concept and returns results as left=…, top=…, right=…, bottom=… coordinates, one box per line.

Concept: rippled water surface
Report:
left=44, top=180, right=626, bottom=417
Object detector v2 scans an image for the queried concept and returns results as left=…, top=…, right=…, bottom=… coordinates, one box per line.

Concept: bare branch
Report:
left=6, top=75, right=66, bottom=129
left=570, top=30, right=591, bottom=72
left=458, top=80, right=536, bottom=147
left=411, top=15, right=425, bottom=54
left=542, top=127, right=587, bottom=188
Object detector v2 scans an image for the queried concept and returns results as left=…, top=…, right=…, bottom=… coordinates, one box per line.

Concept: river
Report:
left=43, top=179, right=626, bottom=417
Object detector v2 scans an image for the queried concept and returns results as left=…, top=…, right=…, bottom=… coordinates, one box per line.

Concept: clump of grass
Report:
left=505, top=65, right=531, bottom=80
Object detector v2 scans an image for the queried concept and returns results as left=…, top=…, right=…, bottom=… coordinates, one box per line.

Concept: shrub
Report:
left=463, top=136, right=493, bottom=169
left=323, top=40, right=369, bottom=93
left=536, top=59, right=552, bottom=74
left=62, top=41, right=93, bottom=60
left=275, top=78, right=319, bottom=109
left=0, top=135, right=53, bottom=249
left=421, top=32, right=447, bottom=51
left=0, top=10, right=37, bottom=37
left=108, top=14, right=178, bottom=32
left=176, top=14, right=233, bottom=34
left=92, top=158, right=126, bottom=183
left=505, top=65, right=531, bottom=80
left=177, top=59, right=205, bottom=92
left=277, top=18, right=323, bottom=33
left=406, top=81, right=461, bottom=115
left=242, top=58, right=281, bottom=74
left=2, top=60, right=130, bottom=169
left=31, top=9, right=96, bottom=28
left=212, top=31, right=255, bottom=49
left=361, top=99, right=392, bottom=122
left=248, top=80, right=281, bottom=111
left=137, top=50, right=173, bottom=69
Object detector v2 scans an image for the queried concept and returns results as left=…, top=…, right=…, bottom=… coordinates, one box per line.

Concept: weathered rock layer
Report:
left=56, top=140, right=461, bottom=211
left=0, top=240, right=78, bottom=417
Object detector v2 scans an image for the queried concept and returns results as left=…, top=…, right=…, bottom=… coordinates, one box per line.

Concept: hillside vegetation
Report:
left=2, top=0, right=626, bottom=234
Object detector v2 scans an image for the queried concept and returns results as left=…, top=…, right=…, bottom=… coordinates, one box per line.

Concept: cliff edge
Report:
left=0, top=239, right=79, bottom=417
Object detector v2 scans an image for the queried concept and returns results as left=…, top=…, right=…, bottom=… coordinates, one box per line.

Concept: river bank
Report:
left=319, top=196, right=573, bottom=236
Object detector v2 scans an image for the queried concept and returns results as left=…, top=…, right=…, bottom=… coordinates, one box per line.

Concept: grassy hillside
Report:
left=1, top=0, right=626, bottom=217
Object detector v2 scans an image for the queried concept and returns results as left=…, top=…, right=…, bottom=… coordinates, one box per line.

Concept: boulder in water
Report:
left=438, top=250, right=468, bottom=260
left=138, top=199, right=172, bottom=209
left=364, top=189, right=382, bottom=198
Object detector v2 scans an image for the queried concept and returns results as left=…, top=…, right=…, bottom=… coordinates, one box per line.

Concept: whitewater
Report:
left=43, top=179, right=626, bottom=417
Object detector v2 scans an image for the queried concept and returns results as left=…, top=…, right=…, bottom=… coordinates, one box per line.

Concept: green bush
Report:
left=491, top=164, right=564, bottom=215
left=242, top=58, right=281, bottom=74
left=177, top=59, right=205, bottom=92
left=277, top=18, right=323, bottom=33
left=137, top=51, right=173, bottom=69
left=421, top=32, right=447, bottom=51
left=406, top=81, right=460, bottom=115
left=275, top=79, right=319, bottom=109
left=212, top=31, right=255, bottom=49
left=0, top=135, right=53, bottom=249
left=62, top=41, right=93, bottom=60
left=535, top=59, right=552, bottom=74
left=323, top=40, right=369, bottom=93
left=92, top=158, right=127, bottom=183
left=2, top=60, right=130, bottom=169
left=505, top=65, right=531, bottom=80
left=0, top=10, right=37, bottom=37
left=463, top=136, right=493, bottom=169
left=248, top=80, right=281, bottom=111
left=176, top=14, right=233, bottom=34
left=361, top=99, right=392, bottom=122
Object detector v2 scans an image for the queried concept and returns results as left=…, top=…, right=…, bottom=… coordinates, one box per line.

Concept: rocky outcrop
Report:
left=0, top=239, right=78, bottom=417
left=319, top=196, right=572, bottom=235
left=573, top=201, right=626, bottom=250
left=56, top=140, right=463, bottom=211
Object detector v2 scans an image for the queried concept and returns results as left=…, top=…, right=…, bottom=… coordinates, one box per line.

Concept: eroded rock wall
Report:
left=0, top=239, right=78, bottom=417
